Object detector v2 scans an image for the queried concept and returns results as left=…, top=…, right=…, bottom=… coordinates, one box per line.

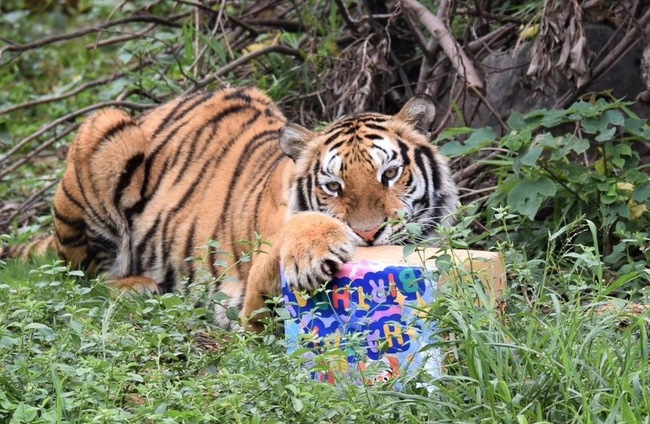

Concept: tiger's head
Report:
left=280, top=94, right=458, bottom=246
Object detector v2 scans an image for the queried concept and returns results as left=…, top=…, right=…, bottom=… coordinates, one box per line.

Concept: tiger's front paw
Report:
left=280, top=212, right=354, bottom=291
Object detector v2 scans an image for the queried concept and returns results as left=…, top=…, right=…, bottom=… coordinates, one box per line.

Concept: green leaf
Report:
left=1, top=11, right=30, bottom=24
left=604, top=109, right=625, bottom=126
left=507, top=177, right=557, bottom=220
left=212, top=291, right=229, bottom=303
left=633, top=181, right=650, bottom=202
left=439, top=127, right=495, bottom=158
left=161, top=294, right=183, bottom=308
left=518, top=144, right=543, bottom=167
left=274, top=307, right=291, bottom=320
left=506, top=112, right=526, bottom=131
left=404, top=222, right=422, bottom=238
left=11, top=403, right=39, bottom=422
left=292, top=397, right=304, bottom=412
left=595, top=126, right=616, bottom=142
left=540, top=109, right=567, bottom=127
left=402, top=244, right=417, bottom=257
left=226, top=307, right=240, bottom=321
left=581, top=114, right=608, bottom=134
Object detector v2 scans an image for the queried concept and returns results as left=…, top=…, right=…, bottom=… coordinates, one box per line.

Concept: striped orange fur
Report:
left=1, top=87, right=458, bottom=330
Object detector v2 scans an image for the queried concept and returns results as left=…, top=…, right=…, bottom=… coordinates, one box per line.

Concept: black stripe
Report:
left=294, top=177, right=309, bottom=212
left=372, top=143, right=390, bottom=156
left=184, top=219, right=198, bottom=286
left=53, top=207, right=85, bottom=231
left=329, top=140, right=346, bottom=151
left=60, top=182, right=85, bottom=211
left=323, top=128, right=345, bottom=146
left=99, top=119, right=135, bottom=150
left=209, top=132, right=279, bottom=270
left=142, top=123, right=189, bottom=199
left=363, top=123, right=388, bottom=132
left=416, top=147, right=440, bottom=191
left=430, top=193, right=449, bottom=225
left=160, top=209, right=174, bottom=271
left=135, top=215, right=161, bottom=274
left=224, top=88, right=252, bottom=103
left=160, top=267, right=176, bottom=294
left=57, top=233, right=87, bottom=248
left=142, top=92, right=215, bottom=198
left=397, top=140, right=411, bottom=166
left=195, top=104, right=252, bottom=157
left=223, top=141, right=279, bottom=278
left=72, top=165, right=118, bottom=235
left=357, top=114, right=388, bottom=122
left=168, top=132, right=194, bottom=184
left=88, top=234, right=118, bottom=254
left=151, top=91, right=212, bottom=140
left=241, top=109, right=262, bottom=129
left=114, top=153, right=144, bottom=208
left=251, top=152, right=284, bottom=241
left=124, top=198, right=146, bottom=224
left=413, top=151, right=432, bottom=213
left=366, top=133, right=385, bottom=141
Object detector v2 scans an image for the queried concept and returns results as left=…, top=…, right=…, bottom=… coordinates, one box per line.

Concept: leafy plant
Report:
left=439, top=97, right=650, bottom=294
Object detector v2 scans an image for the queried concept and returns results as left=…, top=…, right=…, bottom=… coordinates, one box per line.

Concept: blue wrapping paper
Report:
left=282, top=260, right=441, bottom=386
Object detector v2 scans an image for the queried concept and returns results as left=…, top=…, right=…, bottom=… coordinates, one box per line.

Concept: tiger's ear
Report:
left=279, top=123, right=316, bottom=161
left=395, top=94, right=436, bottom=136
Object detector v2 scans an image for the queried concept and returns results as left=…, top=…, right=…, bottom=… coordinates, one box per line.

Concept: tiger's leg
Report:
left=108, top=275, right=160, bottom=294
left=0, top=235, right=56, bottom=260
left=53, top=108, right=148, bottom=278
left=243, top=212, right=355, bottom=330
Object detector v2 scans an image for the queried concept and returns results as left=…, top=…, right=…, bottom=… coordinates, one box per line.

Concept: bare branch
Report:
left=0, top=73, right=122, bottom=116
left=87, top=24, right=158, bottom=49
left=0, top=13, right=187, bottom=61
left=0, top=124, right=78, bottom=181
left=185, top=45, right=302, bottom=94
left=401, top=0, right=484, bottom=93
left=0, top=101, right=153, bottom=169
left=0, top=180, right=58, bottom=230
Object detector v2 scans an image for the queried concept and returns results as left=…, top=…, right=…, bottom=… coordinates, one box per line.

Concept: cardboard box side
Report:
left=353, top=246, right=505, bottom=299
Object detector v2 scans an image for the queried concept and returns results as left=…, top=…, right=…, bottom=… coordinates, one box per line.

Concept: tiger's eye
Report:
left=325, top=181, right=341, bottom=192
left=383, top=167, right=398, bottom=180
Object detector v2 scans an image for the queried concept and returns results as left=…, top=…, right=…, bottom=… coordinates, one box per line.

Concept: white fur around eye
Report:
left=378, top=164, right=403, bottom=187
left=321, top=179, right=344, bottom=196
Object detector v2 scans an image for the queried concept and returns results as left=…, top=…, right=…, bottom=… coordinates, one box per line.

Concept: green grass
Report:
left=2, top=2, right=650, bottom=422
left=1, top=252, right=649, bottom=423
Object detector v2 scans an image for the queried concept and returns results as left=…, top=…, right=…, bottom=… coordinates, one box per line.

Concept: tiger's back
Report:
left=53, top=88, right=289, bottom=314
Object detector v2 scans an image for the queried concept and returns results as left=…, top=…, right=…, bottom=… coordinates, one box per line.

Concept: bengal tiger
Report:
left=1, top=87, right=458, bottom=330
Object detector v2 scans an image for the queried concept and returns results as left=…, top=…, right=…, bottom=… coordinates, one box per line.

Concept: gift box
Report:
left=281, top=246, right=505, bottom=386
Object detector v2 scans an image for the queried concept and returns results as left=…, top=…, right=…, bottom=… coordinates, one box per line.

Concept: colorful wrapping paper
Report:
left=282, top=260, right=441, bottom=387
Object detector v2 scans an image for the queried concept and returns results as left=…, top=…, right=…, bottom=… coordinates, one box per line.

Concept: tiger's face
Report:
left=280, top=95, right=458, bottom=246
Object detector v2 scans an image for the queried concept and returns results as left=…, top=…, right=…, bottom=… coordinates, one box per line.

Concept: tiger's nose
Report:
left=353, top=226, right=381, bottom=243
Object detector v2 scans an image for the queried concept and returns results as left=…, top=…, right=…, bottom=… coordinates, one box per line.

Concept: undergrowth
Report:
left=2, top=227, right=650, bottom=422
left=1, top=1, right=650, bottom=423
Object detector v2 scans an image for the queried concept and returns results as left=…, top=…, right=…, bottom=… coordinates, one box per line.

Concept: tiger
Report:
left=1, top=87, right=458, bottom=330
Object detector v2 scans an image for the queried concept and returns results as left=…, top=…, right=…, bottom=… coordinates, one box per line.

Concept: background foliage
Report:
left=1, top=0, right=650, bottom=422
